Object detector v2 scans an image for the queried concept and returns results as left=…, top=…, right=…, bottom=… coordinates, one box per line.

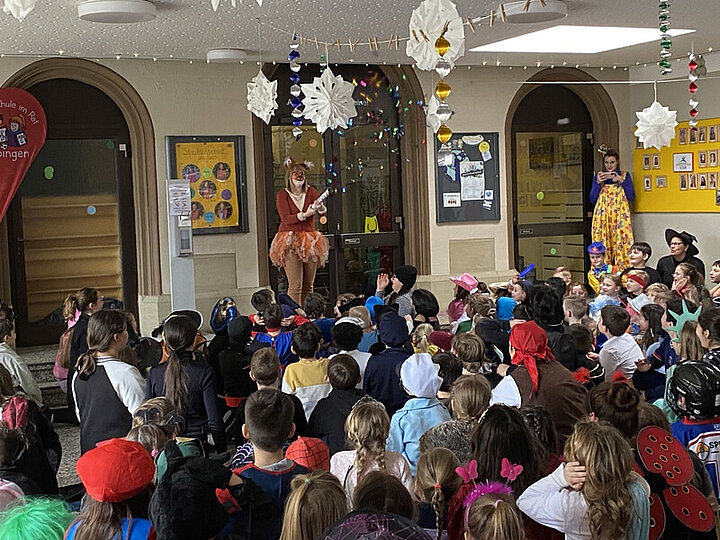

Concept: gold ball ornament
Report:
left=435, top=80, right=452, bottom=101
left=437, top=124, right=452, bottom=144
left=435, top=35, right=451, bottom=57
left=319, top=216, right=327, bottom=225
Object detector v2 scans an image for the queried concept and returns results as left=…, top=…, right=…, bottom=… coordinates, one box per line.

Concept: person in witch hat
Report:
left=656, top=229, right=706, bottom=288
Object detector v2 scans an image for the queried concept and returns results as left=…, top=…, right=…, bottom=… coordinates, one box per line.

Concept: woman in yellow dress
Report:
left=590, top=148, right=635, bottom=270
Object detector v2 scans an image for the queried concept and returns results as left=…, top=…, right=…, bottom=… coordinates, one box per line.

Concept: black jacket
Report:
left=308, top=387, right=365, bottom=455
left=219, top=342, right=269, bottom=398
left=66, top=313, right=90, bottom=409
left=146, top=351, right=226, bottom=450
left=541, top=323, right=577, bottom=371
left=657, top=254, right=706, bottom=287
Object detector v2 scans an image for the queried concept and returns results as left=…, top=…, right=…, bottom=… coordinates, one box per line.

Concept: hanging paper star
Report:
left=635, top=101, right=678, bottom=150
left=406, top=0, right=465, bottom=71
left=666, top=300, right=701, bottom=342
left=246, top=70, right=278, bottom=124
left=301, top=68, right=358, bottom=134
left=3, top=0, right=35, bottom=20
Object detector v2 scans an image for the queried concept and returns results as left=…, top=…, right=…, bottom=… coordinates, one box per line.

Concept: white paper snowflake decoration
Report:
left=635, top=101, right=678, bottom=150
left=425, top=96, right=442, bottom=132
left=301, top=68, right=357, bottom=134
left=247, top=70, right=278, bottom=124
left=3, top=0, right=35, bottom=20
left=407, top=0, right=465, bottom=71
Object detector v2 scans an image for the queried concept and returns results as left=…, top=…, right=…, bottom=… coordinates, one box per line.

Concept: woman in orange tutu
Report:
left=269, top=158, right=329, bottom=304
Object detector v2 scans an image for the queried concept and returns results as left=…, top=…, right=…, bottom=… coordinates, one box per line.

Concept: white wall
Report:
left=1, top=58, right=639, bottom=326
left=629, top=58, right=720, bottom=274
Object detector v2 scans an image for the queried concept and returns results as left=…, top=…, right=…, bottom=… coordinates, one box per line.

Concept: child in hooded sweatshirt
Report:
left=386, top=353, right=451, bottom=475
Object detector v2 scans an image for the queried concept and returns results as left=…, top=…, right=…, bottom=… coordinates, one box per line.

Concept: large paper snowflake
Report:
left=635, top=100, right=678, bottom=150
left=406, top=0, right=465, bottom=71
left=246, top=70, right=278, bottom=124
left=301, top=68, right=357, bottom=134
left=3, top=0, right=35, bottom=20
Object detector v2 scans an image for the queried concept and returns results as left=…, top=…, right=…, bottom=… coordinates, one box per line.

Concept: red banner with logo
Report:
left=0, top=88, right=47, bottom=220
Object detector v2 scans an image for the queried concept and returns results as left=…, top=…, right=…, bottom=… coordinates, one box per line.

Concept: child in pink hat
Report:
left=447, top=273, right=479, bottom=323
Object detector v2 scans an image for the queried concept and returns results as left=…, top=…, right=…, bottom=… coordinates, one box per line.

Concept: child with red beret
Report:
left=66, top=438, right=156, bottom=540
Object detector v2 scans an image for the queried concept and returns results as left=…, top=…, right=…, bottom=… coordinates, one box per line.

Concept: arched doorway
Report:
left=2, top=59, right=160, bottom=345
left=505, top=68, right=619, bottom=283
left=6, top=79, right=137, bottom=345
left=255, top=64, right=428, bottom=302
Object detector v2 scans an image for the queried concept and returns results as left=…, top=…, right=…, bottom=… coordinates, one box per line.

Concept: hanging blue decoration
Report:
left=289, top=34, right=303, bottom=138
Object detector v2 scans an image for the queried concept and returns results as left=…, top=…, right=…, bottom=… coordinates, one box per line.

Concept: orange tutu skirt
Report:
left=269, top=231, right=329, bottom=267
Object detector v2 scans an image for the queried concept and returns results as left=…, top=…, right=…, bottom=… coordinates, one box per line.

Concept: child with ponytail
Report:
left=415, top=448, right=462, bottom=540
left=330, top=397, right=413, bottom=501
left=72, top=310, right=145, bottom=455
left=465, top=488, right=526, bottom=540
left=146, top=314, right=226, bottom=452
left=279, top=471, right=348, bottom=540
left=412, top=323, right=439, bottom=355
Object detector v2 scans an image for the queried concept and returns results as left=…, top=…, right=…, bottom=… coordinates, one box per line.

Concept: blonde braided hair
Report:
left=345, top=399, right=390, bottom=479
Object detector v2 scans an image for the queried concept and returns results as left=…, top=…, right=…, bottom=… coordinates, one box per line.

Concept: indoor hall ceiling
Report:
left=0, top=0, right=715, bottom=67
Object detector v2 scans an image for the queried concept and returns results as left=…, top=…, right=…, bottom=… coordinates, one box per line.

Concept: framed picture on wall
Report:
left=673, top=152, right=694, bottom=172
left=690, top=129, right=697, bottom=144
left=678, top=128, right=688, bottom=145
left=710, top=150, right=718, bottom=168
left=680, top=174, right=688, bottom=190
left=656, top=175, right=667, bottom=188
left=643, top=175, right=652, bottom=191
left=690, top=173, right=698, bottom=189
left=166, top=136, right=249, bottom=234
left=699, top=126, right=707, bottom=143
left=699, top=151, right=707, bottom=168
left=710, top=125, right=718, bottom=143
left=710, top=173, right=718, bottom=190
left=652, top=154, right=660, bottom=169
left=643, top=155, right=651, bottom=170
left=700, top=174, right=708, bottom=189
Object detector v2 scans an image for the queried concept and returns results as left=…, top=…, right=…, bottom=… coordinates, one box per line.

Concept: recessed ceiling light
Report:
left=470, top=25, right=694, bottom=54
left=206, top=48, right=247, bottom=63
left=78, top=0, right=156, bottom=23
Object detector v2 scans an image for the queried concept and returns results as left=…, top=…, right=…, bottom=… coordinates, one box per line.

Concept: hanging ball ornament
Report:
left=435, top=34, right=451, bottom=57
left=658, top=0, right=672, bottom=75
left=435, top=58, right=451, bottom=78
left=435, top=102, right=452, bottom=122
left=289, top=35, right=304, bottom=139
left=435, top=80, right=452, bottom=101
left=688, top=52, right=701, bottom=127
left=437, top=144, right=452, bottom=167
left=437, top=124, right=452, bottom=144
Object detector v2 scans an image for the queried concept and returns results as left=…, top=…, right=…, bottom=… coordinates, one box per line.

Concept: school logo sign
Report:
left=0, top=88, right=47, bottom=220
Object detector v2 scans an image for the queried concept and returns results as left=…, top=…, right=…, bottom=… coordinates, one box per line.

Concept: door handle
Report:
left=15, top=237, right=24, bottom=256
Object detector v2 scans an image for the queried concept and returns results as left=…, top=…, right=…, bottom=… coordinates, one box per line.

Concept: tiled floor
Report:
left=55, top=423, right=81, bottom=487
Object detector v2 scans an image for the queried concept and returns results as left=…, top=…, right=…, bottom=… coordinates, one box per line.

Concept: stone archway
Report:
left=503, top=67, right=620, bottom=267
left=3, top=58, right=161, bottom=296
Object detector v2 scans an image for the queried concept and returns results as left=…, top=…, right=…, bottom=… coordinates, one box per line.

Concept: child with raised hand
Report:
left=282, top=323, right=331, bottom=419
left=67, top=438, right=156, bottom=540
left=464, top=488, right=526, bottom=540
left=415, top=448, right=462, bottom=540
left=330, top=397, right=413, bottom=501
left=279, top=471, right=348, bottom=540
left=517, top=420, right=650, bottom=540
left=387, top=353, right=451, bottom=475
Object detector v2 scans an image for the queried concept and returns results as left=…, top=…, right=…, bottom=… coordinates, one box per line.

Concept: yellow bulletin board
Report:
left=166, top=136, right=249, bottom=233
left=633, top=118, right=720, bottom=212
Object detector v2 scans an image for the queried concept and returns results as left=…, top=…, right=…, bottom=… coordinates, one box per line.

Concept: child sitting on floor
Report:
left=282, top=323, right=331, bottom=419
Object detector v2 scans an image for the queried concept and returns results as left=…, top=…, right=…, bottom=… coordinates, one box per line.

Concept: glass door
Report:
left=513, top=131, right=593, bottom=283
left=266, top=64, right=403, bottom=302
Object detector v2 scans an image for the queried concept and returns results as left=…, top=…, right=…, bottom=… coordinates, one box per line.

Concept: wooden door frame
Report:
left=252, top=64, right=430, bottom=288
left=504, top=67, right=620, bottom=269
left=2, top=58, right=161, bottom=298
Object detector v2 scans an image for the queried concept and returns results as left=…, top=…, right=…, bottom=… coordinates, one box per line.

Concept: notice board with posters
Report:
left=435, top=132, right=501, bottom=223
left=166, top=136, right=249, bottom=233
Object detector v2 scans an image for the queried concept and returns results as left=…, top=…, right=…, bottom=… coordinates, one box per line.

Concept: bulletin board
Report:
left=633, top=118, right=720, bottom=213
left=435, top=132, right=501, bottom=223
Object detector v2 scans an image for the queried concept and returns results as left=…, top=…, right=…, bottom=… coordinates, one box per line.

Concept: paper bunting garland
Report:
left=246, top=70, right=278, bottom=124
left=406, top=0, right=465, bottom=71
left=3, top=0, right=35, bottom=21
left=634, top=101, right=678, bottom=150
left=301, top=67, right=357, bottom=134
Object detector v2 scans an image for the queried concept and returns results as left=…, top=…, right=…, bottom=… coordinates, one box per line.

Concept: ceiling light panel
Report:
left=471, top=25, right=694, bottom=54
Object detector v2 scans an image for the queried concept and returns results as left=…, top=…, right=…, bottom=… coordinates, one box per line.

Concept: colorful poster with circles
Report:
left=167, top=136, right=248, bottom=234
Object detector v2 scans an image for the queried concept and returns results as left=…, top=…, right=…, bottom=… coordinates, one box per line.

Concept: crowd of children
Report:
left=2, top=227, right=720, bottom=538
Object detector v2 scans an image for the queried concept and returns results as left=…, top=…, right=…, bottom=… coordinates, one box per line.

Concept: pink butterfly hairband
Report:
left=457, top=457, right=523, bottom=513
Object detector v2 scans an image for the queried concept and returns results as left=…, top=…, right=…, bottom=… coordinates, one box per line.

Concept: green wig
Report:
left=0, top=498, right=75, bottom=539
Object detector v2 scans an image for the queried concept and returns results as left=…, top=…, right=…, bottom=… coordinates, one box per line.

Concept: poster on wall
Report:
left=166, top=136, right=249, bottom=234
